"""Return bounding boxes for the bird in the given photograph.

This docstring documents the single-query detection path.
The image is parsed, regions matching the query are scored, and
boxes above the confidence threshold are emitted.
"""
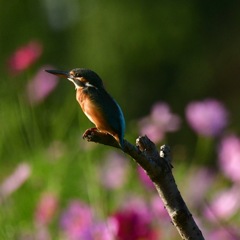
[45,68,125,148]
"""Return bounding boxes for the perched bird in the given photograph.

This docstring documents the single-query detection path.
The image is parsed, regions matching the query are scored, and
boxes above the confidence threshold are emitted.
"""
[45,68,125,148]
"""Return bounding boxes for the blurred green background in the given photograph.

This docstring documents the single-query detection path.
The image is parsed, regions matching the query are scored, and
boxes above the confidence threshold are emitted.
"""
[1,1,240,239]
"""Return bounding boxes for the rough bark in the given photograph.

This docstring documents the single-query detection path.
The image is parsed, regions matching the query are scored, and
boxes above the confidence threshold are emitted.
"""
[83,129,205,240]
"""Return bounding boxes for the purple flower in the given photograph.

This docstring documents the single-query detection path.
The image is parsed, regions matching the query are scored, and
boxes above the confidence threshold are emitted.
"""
[139,102,180,143]
[111,198,159,240]
[99,152,129,190]
[26,66,58,105]
[204,186,240,221]
[7,41,42,75]
[218,135,240,182]
[186,99,228,137]
[60,201,93,240]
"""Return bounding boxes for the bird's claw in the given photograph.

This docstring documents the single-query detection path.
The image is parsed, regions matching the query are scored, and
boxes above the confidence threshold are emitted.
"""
[82,128,98,141]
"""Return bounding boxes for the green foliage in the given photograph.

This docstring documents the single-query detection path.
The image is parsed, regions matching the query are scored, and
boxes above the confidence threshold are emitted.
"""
[1,1,240,239]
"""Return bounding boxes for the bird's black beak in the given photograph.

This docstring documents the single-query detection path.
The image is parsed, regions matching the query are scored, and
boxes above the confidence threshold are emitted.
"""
[45,69,69,78]
[45,69,82,89]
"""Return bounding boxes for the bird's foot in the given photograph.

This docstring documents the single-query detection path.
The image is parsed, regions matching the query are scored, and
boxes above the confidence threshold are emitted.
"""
[82,128,98,140]
[82,128,121,149]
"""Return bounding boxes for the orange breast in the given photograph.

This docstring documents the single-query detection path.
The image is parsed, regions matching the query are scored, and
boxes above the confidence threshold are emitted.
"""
[76,89,114,135]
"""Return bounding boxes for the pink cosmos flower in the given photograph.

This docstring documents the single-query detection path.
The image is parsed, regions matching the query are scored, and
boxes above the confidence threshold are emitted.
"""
[99,152,129,190]
[186,168,215,205]
[218,135,240,182]
[186,99,228,137]
[80,221,117,240]
[139,102,180,143]
[60,201,116,240]
[137,166,155,189]
[60,201,93,240]
[8,41,42,75]
[26,66,58,105]
[35,192,58,225]
[150,195,170,221]
[0,163,31,200]
[207,227,240,240]
[204,186,240,221]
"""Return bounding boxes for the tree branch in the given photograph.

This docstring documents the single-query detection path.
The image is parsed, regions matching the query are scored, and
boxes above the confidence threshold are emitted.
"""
[83,129,205,240]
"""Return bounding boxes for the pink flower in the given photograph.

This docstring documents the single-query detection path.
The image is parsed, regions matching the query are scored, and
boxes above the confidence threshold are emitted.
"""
[81,221,117,240]
[204,186,240,221]
[139,102,180,143]
[35,192,58,225]
[26,66,58,104]
[137,166,155,189]
[8,41,42,74]
[60,201,117,240]
[0,163,31,199]
[186,168,215,205]
[218,135,240,182]
[186,99,228,137]
[99,152,129,189]
[207,227,240,240]
[111,198,159,240]
[60,201,93,240]
[150,195,170,221]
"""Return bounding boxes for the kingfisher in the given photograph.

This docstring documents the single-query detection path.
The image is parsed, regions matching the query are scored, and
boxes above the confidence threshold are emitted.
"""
[45,68,125,148]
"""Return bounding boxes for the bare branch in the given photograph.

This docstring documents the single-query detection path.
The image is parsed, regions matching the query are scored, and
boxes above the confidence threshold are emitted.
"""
[83,129,205,240]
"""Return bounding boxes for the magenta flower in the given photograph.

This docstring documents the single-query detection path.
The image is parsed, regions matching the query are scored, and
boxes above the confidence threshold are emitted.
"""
[204,186,240,221]
[8,41,42,75]
[218,135,240,182]
[26,66,58,105]
[137,166,155,189]
[139,102,180,143]
[35,192,58,225]
[186,99,228,137]
[111,198,159,240]
[99,152,129,190]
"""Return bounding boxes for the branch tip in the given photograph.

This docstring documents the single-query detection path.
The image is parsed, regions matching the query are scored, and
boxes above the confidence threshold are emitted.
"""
[82,129,204,240]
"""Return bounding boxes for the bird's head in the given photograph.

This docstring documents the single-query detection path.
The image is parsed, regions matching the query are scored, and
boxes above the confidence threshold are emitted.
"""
[45,68,104,90]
